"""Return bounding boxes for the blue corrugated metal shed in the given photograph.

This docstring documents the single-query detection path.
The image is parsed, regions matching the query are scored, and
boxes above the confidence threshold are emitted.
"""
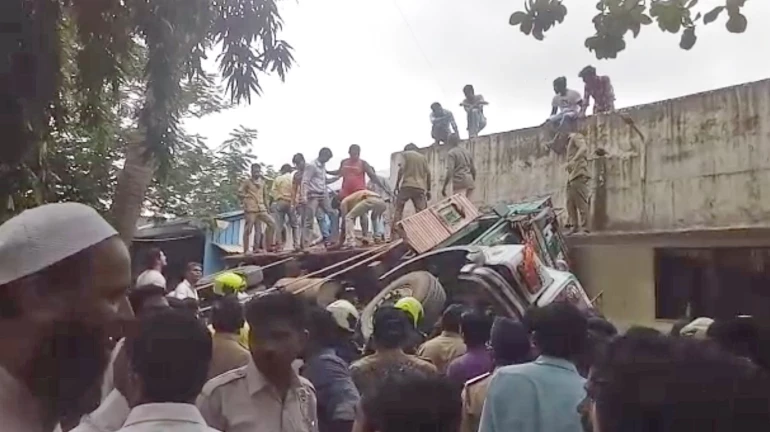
[202,194,340,275]
[203,210,247,275]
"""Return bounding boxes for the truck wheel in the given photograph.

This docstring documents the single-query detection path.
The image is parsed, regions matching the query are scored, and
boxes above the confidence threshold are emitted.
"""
[274,278,343,307]
[360,271,446,339]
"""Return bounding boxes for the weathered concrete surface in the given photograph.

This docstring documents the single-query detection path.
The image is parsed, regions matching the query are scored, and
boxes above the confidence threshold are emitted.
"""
[571,245,657,329]
[391,79,770,231]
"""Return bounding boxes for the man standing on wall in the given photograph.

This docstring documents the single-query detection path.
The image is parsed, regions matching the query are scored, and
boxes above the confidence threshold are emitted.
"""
[392,144,431,239]
[579,65,615,116]
[442,134,476,199]
[461,85,488,139]
[238,163,278,253]
[565,122,591,234]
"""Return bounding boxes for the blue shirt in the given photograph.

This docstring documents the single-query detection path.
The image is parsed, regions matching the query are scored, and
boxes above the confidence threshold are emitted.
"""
[479,356,586,432]
[301,348,360,432]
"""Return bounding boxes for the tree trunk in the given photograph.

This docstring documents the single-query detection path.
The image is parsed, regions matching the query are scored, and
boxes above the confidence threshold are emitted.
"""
[110,138,156,244]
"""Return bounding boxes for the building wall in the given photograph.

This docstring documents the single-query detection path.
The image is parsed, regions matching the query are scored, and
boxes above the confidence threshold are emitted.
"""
[571,245,658,328]
[390,79,770,232]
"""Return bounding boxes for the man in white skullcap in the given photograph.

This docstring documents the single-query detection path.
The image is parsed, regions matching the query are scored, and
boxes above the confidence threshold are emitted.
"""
[0,203,131,432]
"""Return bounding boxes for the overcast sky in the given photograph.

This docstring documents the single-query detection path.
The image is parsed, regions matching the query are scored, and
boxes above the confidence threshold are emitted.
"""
[186,0,770,172]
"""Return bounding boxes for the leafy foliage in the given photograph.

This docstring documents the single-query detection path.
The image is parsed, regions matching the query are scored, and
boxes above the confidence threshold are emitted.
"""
[145,126,275,219]
[508,0,750,59]
[1,0,294,222]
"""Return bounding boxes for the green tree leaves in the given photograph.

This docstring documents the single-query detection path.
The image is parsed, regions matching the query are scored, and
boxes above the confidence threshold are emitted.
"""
[508,0,750,59]
[509,0,567,40]
[1,0,294,222]
[145,126,271,219]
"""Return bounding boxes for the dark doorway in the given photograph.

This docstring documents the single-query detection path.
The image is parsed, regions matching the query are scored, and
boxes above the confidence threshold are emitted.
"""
[655,248,770,320]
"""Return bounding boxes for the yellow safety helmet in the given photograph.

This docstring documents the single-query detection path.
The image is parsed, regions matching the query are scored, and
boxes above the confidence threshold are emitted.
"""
[394,297,424,328]
[213,271,246,296]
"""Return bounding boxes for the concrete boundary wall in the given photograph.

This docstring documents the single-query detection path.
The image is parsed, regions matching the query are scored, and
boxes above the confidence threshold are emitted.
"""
[390,79,770,232]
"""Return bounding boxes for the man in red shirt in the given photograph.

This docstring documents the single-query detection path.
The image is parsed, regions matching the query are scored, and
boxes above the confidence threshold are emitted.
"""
[329,145,389,199]
[579,66,615,116]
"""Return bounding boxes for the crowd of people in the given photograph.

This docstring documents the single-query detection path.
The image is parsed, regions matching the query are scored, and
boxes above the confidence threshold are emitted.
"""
[3,201,770,432]
[238,138,477,253]
[7,65,770,432]
[239,66,615,251]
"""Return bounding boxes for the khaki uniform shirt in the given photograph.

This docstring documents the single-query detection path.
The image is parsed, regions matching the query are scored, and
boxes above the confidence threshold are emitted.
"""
[272,172,295,202]
[416,331,467,374]
[566,133,590,181]
[118,403,218,432]
[0,366,45,432]
[197,359,318,432]
[399,151,430,191]
[460,372,492,432]
[340,190,381,216]
[207,333,251,381]
[350,350,438,397]
[446,147,475,190]
[238,178,267,213]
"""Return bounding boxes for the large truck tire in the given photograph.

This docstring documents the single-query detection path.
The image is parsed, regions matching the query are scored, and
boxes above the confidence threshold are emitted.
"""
[360,271,446,339]
[274,277,343,307]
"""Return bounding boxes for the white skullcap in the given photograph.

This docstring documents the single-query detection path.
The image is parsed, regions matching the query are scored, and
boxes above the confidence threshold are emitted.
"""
[0,202,118,285]
[679,317,714,339]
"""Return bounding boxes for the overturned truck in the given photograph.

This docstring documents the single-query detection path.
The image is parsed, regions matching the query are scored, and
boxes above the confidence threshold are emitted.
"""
[197,195,592,335]
[359,195,591,338]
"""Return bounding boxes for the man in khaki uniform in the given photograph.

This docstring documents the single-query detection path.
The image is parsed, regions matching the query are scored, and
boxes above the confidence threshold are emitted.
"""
[392,144,432,238]
[238,163,278,253]
[461,318,531,432]
[417,304,467,374]
[197,293,318,432]
[442,135,476,199]
[339,189,387,248]
[207,296,251,380]
[565,128,590,234]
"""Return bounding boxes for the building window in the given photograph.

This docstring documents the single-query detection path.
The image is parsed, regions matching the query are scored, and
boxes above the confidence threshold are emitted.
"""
[655,247,770,320]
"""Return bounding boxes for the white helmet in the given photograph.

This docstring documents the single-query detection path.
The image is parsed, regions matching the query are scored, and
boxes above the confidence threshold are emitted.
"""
[327,299,360,333]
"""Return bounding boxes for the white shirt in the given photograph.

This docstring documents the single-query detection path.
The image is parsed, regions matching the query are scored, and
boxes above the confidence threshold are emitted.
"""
[118,403,219,432]
[170,280,198,301]
[101,338,126,401]
[0,365,45,432]
[71,390,131,432]
[552,89,582,114]
[136,269,166,289]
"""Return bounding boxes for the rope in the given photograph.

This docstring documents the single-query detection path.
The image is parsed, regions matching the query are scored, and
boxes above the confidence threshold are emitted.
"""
[288,240,404,296]
[281,241,400,288]
[389,0,450,103]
